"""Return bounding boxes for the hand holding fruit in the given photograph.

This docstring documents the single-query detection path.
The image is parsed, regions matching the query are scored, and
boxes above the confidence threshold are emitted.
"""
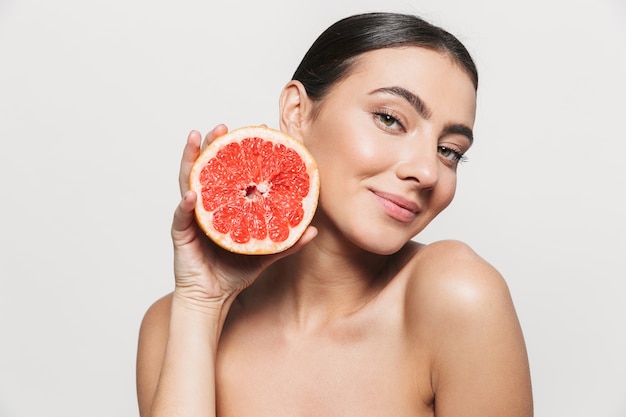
[170,126,318,311]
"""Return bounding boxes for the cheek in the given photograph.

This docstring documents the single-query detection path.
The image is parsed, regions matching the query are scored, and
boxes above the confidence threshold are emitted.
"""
[307,118,384,178]
[433,174,458,210]
[342,137,381,165]
[314,139,386,190]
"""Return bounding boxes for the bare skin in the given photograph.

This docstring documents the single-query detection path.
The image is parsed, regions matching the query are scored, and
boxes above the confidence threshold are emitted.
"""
[136,47,533,417]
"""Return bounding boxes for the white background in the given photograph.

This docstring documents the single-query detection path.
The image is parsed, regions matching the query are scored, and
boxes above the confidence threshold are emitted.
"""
[1,0,625,416]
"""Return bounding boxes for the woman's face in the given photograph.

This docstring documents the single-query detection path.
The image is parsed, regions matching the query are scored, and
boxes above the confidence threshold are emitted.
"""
[301,46,477,255]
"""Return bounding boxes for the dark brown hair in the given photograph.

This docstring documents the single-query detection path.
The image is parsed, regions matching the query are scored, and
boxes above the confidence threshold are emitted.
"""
[292,12,478,102]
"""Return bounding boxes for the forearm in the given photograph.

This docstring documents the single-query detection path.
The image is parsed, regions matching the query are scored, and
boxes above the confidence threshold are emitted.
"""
[149,294,230,417]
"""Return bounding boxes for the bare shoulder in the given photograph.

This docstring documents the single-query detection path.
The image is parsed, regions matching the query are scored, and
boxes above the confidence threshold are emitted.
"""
[136,293,173,417]
[139,292,173,334]
[406,239,512,314]
[403,240,533,416]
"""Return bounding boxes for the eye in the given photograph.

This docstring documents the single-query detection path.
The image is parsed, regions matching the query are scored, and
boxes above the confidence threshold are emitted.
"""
[378,113,397,127]
[438,146,467,165]
[372,110,405,133]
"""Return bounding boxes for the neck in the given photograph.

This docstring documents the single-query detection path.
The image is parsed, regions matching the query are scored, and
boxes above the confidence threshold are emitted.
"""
[253,238,392,331]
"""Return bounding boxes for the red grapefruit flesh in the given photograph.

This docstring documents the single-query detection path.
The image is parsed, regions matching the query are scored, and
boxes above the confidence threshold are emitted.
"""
[189,126,319,254]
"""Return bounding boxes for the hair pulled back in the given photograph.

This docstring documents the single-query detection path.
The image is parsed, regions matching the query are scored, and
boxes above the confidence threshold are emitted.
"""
[292,12,478,102]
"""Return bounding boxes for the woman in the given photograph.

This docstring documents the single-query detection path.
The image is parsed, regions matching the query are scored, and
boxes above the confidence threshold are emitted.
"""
[137,12,533,417]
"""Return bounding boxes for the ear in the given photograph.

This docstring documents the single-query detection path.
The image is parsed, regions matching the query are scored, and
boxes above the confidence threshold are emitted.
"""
[279,80,312,140]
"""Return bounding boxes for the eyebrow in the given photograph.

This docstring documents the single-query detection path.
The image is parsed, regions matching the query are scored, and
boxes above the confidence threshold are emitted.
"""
[370,86,432,119]
[443,123,474,146]
[370,86,474,145]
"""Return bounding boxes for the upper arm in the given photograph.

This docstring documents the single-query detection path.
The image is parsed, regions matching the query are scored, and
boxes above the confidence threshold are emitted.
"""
[136,293,173,417]
[411,241,533,417]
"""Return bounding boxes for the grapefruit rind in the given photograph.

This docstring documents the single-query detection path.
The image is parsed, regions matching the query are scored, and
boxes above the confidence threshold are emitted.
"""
[189,126,319,255]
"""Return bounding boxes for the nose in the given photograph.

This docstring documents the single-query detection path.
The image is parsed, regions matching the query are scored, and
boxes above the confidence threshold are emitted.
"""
[395,141,439,188]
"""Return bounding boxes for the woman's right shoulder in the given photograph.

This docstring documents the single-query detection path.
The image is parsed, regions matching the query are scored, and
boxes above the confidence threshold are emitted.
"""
[137,292,173,362]
[140,292,173,331]
[136,293,173,416]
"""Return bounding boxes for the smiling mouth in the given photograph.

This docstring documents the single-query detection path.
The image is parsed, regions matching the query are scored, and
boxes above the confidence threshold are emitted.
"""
[371,191,419,223]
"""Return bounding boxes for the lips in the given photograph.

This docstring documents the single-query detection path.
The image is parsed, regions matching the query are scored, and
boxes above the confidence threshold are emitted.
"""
[371,190,420,222]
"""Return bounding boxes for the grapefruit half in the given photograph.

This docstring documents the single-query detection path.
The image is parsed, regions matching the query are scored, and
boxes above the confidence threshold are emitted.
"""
[189,126,319,254]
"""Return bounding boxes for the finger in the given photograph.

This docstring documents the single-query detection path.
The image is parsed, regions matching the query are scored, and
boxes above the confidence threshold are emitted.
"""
[258,225,318,269]
[171,190,199,245]
[292,225,318,250]
[179,130,203,195]
[201,124,228,152]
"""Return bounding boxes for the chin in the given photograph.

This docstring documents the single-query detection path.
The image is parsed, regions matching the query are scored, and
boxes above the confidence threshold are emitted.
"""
[358,225,429,255]
[355,234,410,256]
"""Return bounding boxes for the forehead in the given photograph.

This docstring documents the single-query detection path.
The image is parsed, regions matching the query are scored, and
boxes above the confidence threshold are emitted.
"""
[333,47,477,123]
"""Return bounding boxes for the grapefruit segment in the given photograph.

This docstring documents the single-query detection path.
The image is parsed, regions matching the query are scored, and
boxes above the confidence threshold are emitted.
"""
[189,126,319,254]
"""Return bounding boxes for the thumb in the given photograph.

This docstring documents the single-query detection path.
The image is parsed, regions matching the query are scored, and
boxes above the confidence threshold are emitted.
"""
[171,190,199,245]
